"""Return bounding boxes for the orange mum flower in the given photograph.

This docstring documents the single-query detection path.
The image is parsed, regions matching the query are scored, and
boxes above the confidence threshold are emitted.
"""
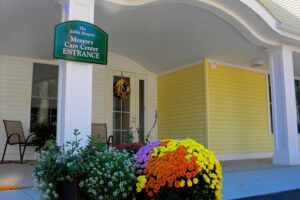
[148,191,154,197]
[174,181,180,188]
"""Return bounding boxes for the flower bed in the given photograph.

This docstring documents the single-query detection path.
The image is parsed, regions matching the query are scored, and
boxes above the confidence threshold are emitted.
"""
[134,139,223,200]
[34,131,222,200]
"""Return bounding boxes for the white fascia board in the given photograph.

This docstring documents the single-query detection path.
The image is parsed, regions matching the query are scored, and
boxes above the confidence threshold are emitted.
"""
[96,0,155,6]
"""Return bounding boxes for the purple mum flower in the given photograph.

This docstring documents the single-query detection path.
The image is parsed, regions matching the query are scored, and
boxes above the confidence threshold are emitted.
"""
[134,140,161,172]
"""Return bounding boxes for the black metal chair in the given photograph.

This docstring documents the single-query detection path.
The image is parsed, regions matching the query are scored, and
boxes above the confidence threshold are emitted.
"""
[1,120,38,163]
[91,123,113,148]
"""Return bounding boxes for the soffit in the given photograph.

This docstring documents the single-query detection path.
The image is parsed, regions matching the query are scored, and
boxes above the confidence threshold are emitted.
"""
[258,0,300,32]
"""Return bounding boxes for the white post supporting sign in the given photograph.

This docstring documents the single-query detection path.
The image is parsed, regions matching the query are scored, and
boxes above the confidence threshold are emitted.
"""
[269,46,300,165]
[56,0,95,146]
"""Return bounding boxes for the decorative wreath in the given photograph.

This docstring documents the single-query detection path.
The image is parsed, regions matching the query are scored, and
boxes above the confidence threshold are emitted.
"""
[114,77,131,99]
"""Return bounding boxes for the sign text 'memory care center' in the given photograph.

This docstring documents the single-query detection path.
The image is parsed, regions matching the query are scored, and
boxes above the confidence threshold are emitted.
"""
[53,21,108,65]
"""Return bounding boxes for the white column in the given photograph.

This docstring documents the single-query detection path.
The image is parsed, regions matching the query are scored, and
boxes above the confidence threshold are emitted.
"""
[269,46,300,165]
[56,0,95,146]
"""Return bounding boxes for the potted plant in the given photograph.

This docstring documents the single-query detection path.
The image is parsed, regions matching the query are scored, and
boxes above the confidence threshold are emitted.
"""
[115,126,145,155]
[115,142,144,155]
[31,121,56,150]
[33,129,138,200]
[79,148,138,200]
[33,129,86,200]
[134,139,223,200]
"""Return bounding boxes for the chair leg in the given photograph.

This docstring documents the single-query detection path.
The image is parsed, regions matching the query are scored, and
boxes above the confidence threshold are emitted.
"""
[19,144,23,163]
[21,144,27,163]
[1,141,8,163]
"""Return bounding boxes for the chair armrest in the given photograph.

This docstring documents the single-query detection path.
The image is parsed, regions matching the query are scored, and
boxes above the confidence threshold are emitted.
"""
[25,133,37,144]
[107,135,113,146]
[7,133,21,144]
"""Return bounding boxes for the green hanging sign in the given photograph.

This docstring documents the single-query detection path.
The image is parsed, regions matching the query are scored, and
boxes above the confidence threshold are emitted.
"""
[53,20,108,65]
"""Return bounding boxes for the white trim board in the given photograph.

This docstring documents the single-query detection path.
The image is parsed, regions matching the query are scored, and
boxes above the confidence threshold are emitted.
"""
[216,152,273,161]
[207,58,269,74]
[158,59,203,76]
[158,58,269,78]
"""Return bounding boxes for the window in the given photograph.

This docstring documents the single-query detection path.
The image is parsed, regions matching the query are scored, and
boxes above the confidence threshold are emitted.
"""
[112,76,131,144]
[268,75,300,133]
[30,63,58,130]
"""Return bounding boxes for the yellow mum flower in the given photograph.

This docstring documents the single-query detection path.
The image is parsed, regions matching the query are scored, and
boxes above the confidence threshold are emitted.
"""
[136,175,147,189]
[215,191,222,200]
[193,178,199,184]
[203,174,210,184]
[179,180,185,187]
[187,179,193,187]
[136,187,142,193]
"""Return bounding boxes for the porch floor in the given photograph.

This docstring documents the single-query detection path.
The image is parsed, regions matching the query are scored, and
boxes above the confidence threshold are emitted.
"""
[222,158,300,199]
[0,162,38,200]
[0,162,35,188]
[0,159,300,200]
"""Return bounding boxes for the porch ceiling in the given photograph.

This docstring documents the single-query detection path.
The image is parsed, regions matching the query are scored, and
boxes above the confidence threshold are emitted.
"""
[1,0,299,75]
[94,2,268,74]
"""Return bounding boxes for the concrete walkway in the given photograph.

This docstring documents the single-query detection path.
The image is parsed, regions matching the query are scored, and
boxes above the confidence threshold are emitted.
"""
[1,159,300,200]
[0,162,35,188]
[222,159,300,200]
[0,188,39,200]
[0,162,38,200]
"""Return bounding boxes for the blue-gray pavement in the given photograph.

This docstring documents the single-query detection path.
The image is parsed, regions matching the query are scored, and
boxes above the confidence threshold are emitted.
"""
[222,166,300,200]
[0,188,39,200]
[0,162,35,187]
[236,189,300,200]
[1,160,300,200]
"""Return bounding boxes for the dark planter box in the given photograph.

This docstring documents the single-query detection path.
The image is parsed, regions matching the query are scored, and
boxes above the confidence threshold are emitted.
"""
[58,179,86,200]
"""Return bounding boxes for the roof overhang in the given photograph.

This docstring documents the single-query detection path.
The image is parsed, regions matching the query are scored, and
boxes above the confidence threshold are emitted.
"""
[1,0,300,74]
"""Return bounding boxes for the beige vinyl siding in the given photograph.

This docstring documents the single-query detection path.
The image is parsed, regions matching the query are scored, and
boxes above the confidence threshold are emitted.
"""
[205,61,273,154]
[147,73,158,141]
[92,66,106,123]
[157,63,206,146]
[0,56,35,160]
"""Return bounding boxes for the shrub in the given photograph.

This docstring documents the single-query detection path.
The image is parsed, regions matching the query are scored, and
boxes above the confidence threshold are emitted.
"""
[31,121,56,148]
[80,149,138,200]
[33,130,84,200]
[115,142,144,155]
[134,139,223,200]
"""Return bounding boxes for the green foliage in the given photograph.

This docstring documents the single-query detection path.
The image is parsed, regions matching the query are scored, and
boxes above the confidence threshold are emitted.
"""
[123,126,148,144]
[31,121,56,148]
[80,149,138,200]
[81,136,106,162]
[123,127,134,144]
[33,129,85,200]
[33,130,137,200]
